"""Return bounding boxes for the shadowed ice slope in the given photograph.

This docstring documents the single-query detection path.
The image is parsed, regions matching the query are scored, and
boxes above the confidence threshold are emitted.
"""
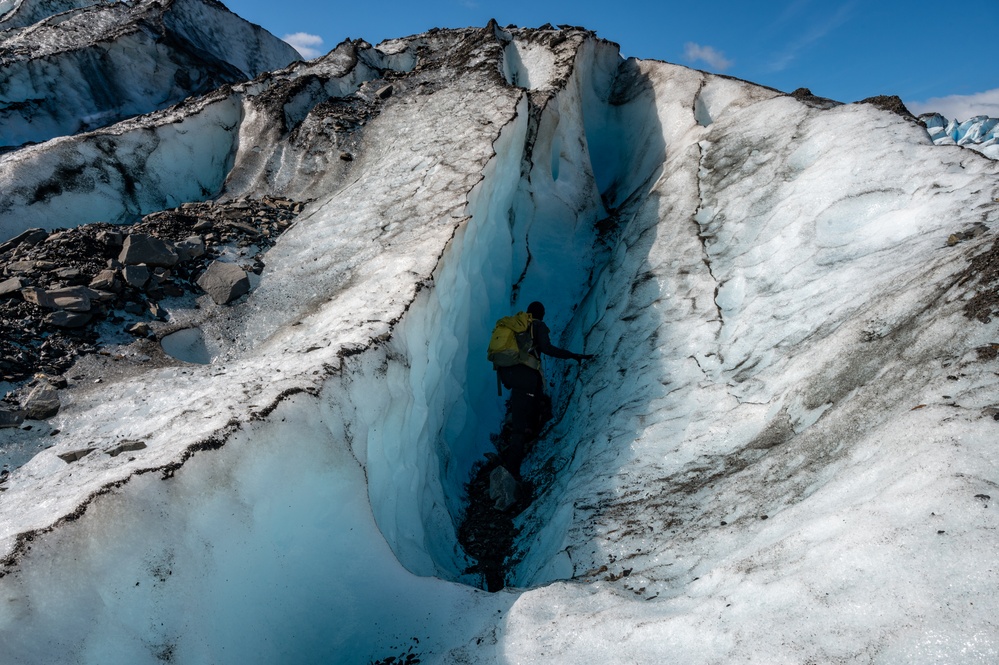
[0,19,998,664]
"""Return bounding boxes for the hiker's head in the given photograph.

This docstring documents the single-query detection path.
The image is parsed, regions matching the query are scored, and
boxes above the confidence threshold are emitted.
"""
[527,301,545,321]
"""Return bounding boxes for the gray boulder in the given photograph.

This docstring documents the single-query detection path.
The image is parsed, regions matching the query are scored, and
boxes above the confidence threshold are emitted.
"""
[197,261,250,304]
[0,228,48,255]
[126,321,152,337]
[122,264,151,289]
[107,440,147,457]
[58,448,96,463]
[0,409,26,429]
[20,287,55,308]
[489,466,519,511]
[89,269,119,290]
[46,311,92,328]
[23,286,97,311]
[119,234,179,267]
[0,277,24,298]
[22,383,60,420]
[47,286,94,312]
[174,236,206,262]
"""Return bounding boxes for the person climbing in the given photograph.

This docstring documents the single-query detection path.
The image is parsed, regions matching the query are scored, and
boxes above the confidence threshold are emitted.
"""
[493,300,592,480]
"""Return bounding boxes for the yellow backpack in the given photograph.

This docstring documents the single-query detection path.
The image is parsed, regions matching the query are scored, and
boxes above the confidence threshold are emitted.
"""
[486,312,540,370]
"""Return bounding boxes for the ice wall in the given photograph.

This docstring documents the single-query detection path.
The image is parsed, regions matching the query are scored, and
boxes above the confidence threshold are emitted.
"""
[1,24,999,664]
[0,40,388,241]
[0,94,243,238]
[0,395,510,664]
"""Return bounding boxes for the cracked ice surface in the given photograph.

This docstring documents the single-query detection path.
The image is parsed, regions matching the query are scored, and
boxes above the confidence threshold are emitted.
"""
[1,24,999,664]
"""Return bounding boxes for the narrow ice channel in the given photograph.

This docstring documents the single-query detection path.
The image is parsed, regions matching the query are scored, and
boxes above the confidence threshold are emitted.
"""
[336,37,669,585]
[0,30,670,661]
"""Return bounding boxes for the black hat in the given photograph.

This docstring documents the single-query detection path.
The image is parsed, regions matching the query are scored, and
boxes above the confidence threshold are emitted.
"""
[527,301,545,320]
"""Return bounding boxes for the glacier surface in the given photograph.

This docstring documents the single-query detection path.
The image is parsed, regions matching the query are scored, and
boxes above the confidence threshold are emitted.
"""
[0,0,300,149]
[0,13,998,665]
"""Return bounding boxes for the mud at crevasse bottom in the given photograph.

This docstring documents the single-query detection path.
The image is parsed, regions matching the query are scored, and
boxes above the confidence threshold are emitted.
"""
[458,425,548,591]
[457,455,521,592]
[457,399,549,592]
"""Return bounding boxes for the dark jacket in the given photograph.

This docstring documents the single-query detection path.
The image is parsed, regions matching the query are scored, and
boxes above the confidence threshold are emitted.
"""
[497,319,575,395]
[529,320,577,361]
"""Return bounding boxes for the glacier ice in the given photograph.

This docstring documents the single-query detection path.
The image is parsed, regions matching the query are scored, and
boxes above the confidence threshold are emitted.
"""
[0,0,301,149]
[1,15,999,665]
[922,112,999,159]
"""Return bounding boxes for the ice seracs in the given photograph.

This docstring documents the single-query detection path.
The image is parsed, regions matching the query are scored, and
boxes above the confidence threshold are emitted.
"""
[0,15,998,665]
[921,112,999,159]
[0,0,301,149]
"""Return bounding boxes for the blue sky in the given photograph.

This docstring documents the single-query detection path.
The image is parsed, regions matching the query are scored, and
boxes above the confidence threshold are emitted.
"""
[224,0,999,121]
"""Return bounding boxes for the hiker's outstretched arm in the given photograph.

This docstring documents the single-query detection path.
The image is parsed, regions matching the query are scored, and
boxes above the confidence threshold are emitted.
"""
[534,322,582,360]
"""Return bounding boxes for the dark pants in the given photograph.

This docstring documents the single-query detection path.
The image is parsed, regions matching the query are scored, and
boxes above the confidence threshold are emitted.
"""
[497,365,545,479]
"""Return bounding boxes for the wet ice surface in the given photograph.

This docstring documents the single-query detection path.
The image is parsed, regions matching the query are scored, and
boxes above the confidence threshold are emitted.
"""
[1,23,999,664]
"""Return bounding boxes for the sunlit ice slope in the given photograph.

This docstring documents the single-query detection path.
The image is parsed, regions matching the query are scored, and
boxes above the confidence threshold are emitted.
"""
[1,21,999,663]
[0,0,301,150]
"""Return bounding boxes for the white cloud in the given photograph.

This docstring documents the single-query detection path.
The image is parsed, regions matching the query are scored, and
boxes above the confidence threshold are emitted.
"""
[907,88,999,122]
[683,43,733,72]
[283,32,325,59]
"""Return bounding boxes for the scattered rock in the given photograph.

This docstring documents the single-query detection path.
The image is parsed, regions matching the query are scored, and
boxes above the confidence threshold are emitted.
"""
[0,277,23,298]
[197,261,250,304]
[45,311,93,328]
[174,236,205,262]
[0,197,305,382]
[96,230,123,248]
[790,87,841,109]
[126,321,152,337]
[21,382,60,419]
[0,409,26,429]
[35,372,67,389]
[488,465,519,511]
[57,448,96,463]
[89,269,118,290]
[47,286,95,312]
[858,95,916,120]
[122,264,151,289]
[20,287,56,308]
[147,300,168,320]
[107,439,147,457]
[946,222,988,247]
[119,234,179,267]
[55,267,83,282]
[0,228,48,255]
[223,220,260,236]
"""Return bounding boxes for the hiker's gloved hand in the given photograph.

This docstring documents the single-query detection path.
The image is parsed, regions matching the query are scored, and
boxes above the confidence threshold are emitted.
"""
[574,353,595,361]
